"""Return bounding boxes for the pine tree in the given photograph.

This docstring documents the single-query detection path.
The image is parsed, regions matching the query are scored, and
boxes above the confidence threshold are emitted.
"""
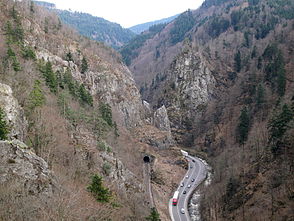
[65,51,73,62]
[28,80,45,110]
[81,56,88,74]
[145,207,161,221]
[234,50,242,72]
[0,108,9,140]
[43,61,57,93]
[99,103,113,127]
[78,84,93,106]
[237,107,250,145]
[87,175,111,203]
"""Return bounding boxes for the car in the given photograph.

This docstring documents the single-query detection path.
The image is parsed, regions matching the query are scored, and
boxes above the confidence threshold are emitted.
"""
[192,159,195,162]
[180,182,184,187]
[190,166,193,168]
[186,175,189,179]
[180,208,185,214]
[191,178,195,182]
[187,184,191,188]
[183,190,187,194]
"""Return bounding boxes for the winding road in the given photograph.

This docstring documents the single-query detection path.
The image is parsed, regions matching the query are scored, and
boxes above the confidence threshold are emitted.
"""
[169,154,207,221]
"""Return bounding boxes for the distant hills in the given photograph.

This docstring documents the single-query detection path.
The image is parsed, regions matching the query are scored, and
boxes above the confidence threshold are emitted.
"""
[34,1,135,49]
[33,1,179,49]
[33,1,56,9]
[55,10,136,49]
[129,14,179,34]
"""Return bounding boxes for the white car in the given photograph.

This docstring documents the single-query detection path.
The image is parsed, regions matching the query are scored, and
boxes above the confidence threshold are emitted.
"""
[180,208,185,214]
[180,182,184,187]
[185,175,189,179]
[187,184,191,188]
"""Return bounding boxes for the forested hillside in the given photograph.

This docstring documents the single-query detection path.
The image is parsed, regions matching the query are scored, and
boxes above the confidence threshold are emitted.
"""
[120,23,167,65]
[55,10,136,49]
[129,14,178,34]
[33,1,136,49]
[126,0,294,220]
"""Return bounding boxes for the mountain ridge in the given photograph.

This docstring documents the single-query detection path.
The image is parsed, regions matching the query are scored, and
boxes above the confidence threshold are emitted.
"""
[33,1,136,49]
[129,14,179,34]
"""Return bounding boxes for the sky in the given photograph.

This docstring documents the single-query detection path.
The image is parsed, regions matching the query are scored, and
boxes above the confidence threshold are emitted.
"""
[48,0,205,28]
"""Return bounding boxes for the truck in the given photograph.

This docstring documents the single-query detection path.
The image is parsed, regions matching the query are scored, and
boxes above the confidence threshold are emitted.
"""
[172,191,179,206]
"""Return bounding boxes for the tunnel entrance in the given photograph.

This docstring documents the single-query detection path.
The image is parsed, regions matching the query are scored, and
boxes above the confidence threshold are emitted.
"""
[143,155,150,163]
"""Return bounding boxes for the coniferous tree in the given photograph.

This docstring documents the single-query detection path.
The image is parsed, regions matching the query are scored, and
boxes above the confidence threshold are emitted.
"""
[145,207,161,221]
[78,84,93,106]
[28,80,45,110]
[237,107,250,145]
[81,56,88,74]
[234,50,242,72]
[43,61,57,93]
[99,103,113,127]
[65,51,73,62]
[87,175,111,203]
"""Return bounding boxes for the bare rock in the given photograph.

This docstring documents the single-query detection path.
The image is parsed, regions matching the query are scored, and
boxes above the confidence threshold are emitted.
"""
[154,105,171,132]
[0,83,27,141]
[0,140,54,195]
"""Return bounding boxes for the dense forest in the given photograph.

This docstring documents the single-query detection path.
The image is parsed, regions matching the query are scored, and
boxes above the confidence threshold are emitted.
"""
[53,9,135,49]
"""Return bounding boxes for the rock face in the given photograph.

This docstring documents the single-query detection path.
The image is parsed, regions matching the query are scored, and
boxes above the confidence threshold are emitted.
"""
[0,84,53,195]
[167,49,215,115]
[0,140,54,195]
[154,105,171,132]
[36,50,144,128]
[147,48,216,145]
[0,83,27,141]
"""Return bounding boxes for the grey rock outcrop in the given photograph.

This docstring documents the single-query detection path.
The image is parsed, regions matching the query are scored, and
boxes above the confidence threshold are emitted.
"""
[0,140,54,195]
[154,105,171,132]
[0,83,27,141]
[167,49,215,116]
[36,50,144,128]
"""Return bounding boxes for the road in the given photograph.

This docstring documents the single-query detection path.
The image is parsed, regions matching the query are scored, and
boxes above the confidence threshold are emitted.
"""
[143,161,154,207]
[169,155,207,221]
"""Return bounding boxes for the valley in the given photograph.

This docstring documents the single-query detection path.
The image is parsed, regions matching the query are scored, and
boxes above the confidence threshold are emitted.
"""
[0,0,293,220]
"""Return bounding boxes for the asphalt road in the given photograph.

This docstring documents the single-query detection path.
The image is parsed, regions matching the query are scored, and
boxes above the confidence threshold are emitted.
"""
[169,155,207,221]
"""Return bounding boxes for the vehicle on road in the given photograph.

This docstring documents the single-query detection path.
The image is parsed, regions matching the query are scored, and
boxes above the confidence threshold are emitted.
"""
[191,178,195,182]
[187,184,191,188]
[190,166,193,168]
[186,175,189,179]
[172,191,179,206]
[192,159,195,162]
[180,182,184,187]
[180,208,185,214]
[183,190,186,194]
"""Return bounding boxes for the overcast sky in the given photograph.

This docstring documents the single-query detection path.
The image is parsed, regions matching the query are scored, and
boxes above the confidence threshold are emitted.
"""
[48,0,205,28]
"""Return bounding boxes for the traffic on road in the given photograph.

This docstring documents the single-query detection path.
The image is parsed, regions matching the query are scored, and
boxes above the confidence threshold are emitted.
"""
[169,152,207,221]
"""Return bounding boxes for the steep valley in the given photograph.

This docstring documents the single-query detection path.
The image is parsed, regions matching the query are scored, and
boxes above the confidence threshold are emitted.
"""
[0,0,293,221]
